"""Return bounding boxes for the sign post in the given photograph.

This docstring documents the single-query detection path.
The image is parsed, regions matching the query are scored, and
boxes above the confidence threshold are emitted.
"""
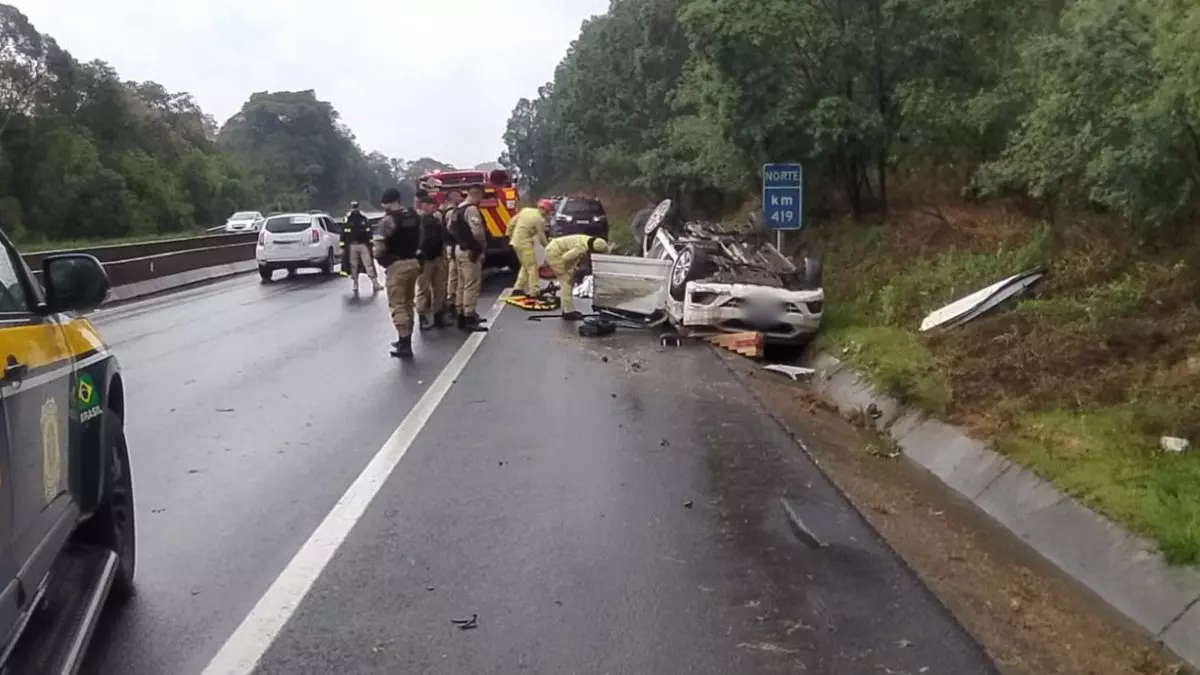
[762,163,803,250]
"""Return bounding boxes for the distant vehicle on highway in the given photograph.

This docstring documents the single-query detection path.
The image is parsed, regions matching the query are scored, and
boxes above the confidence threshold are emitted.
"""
[550,197,608,239]
[256,212,342,282]
[224,211,264,233]
[0,232,137,672]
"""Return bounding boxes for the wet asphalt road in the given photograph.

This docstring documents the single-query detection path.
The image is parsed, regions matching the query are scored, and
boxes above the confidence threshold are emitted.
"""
[77,270,998,675]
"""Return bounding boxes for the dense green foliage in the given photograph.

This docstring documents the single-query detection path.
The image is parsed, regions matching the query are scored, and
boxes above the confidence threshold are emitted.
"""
[0,5,445,244]
[501,0,1200,228]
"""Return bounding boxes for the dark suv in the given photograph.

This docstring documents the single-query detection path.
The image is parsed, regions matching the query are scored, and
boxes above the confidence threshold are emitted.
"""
[551,198,608,239]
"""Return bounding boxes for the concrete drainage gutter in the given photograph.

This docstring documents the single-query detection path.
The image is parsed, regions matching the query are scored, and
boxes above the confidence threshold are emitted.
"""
[804,352,1200,668]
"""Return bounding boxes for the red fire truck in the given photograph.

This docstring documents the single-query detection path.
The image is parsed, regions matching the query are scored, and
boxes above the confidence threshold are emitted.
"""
[416,168,520,268]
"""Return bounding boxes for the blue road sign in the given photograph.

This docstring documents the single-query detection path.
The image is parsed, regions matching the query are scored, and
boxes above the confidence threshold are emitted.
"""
[762,163,803,231]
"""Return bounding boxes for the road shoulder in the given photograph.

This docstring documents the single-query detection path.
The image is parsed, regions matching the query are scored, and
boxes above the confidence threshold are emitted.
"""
[730,353,1192,675]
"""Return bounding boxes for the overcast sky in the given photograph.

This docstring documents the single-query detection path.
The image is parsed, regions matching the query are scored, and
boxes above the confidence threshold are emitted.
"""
[20,0,609,168]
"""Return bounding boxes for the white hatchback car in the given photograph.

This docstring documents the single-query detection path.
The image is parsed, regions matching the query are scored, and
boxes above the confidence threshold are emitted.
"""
[256,212,342,282]
[225,210,264,232]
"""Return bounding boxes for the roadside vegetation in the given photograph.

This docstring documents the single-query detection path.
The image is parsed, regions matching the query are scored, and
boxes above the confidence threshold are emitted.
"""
[0,4,453,247]
[501,0,1200,564]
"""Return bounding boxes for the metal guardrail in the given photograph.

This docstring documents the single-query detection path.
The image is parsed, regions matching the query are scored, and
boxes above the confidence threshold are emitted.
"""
[23,232,258,287]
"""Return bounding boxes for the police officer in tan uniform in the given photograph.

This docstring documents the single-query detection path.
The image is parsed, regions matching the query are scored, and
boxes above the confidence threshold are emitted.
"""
[414,192,449,330]
[450,185,487,330]
[441,190,463,323]
[374,187,424,358]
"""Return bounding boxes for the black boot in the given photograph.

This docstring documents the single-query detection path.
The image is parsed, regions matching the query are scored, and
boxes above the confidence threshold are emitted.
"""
[459,312,485,331]
[510,288,527,297]
[418,314,434,332]
[390,336,413,358]
[433,312,448,329]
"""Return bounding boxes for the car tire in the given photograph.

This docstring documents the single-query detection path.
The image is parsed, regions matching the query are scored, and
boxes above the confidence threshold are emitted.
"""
[74,409,136,602]
[320,250,334,276]
[668,244,715,301]
[259,266,273,283]
[803,257,823,289]
[642,199,677,254]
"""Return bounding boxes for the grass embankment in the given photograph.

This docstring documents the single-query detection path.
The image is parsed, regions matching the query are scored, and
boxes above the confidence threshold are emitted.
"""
[800,199,1200,565]
[589,183,1200,565]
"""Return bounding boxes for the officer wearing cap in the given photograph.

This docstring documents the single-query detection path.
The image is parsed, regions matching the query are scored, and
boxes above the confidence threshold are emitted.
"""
[414,191,449,330]
[374,187,425,358]
[441,190,463,323]
[343,201,381,293]
[450,185,487,329]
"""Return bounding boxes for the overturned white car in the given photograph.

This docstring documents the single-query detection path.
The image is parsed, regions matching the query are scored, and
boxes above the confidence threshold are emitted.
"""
[591,199,824,346]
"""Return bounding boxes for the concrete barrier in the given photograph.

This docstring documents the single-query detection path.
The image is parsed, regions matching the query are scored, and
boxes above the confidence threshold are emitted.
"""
[22,232,256,267]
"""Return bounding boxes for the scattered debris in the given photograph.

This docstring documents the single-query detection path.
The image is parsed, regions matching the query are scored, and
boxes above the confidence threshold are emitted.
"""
[578,316,617,337]
[866,403,883,419]
[659,333,681,347]
[781,498,824,549]
[659,438,670,447]
[426,586,436,591]
[450,614,479,630]
[554,600,563,606]
[707,331,765,358]
[216,408,235,413]
[1161,436,1191,453]
[573,275,594,298]
[736,642,800,655]
[601,356,609,362]
[866,443,901,459]
[919,267,1047,332]
[684,500,695,509]
[762,364,815,381]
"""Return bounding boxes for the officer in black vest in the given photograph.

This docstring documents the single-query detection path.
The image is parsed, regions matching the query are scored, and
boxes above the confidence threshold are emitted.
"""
[374,187,424,358]
[451,185,487,330]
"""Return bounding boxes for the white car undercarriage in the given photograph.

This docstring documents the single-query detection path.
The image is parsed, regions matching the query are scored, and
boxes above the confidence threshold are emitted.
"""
[590,199,824,345]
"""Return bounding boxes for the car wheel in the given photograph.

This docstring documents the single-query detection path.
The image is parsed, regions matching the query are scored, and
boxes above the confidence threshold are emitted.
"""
[321,250,334,276]
[259,266,273,283]
[803,257,823,289]
[642,199,676,255]
[668,244,715,301]
[74,409,136,602]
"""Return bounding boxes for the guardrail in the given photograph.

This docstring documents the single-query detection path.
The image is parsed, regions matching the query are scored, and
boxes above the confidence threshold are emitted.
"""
[22,231,259,288]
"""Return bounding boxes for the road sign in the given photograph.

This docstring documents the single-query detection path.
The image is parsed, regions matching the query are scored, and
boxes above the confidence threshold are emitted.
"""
[762,163,803,231]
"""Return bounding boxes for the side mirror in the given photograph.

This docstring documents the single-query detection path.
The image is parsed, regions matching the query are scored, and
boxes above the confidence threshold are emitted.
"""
[42,254,110,314]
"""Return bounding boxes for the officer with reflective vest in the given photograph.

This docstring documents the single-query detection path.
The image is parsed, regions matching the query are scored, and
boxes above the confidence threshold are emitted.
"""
[450,185,487,330]
[374,188,426,358]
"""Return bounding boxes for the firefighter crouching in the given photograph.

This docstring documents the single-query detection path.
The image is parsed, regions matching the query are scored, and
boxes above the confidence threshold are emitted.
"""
[374,187,425,358]
[344,201,382,293]
[451,185,487,330]
[545,234,609,321]
[508,199,554,297]
[441,190,463,322]
[414,191,449,330]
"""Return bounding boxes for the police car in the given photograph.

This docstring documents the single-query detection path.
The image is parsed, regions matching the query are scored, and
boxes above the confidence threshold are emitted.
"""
[0,233,136,673]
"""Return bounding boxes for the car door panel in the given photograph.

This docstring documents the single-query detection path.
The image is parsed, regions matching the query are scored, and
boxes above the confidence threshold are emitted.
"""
[0,237,75,606]
[0,398,18,652]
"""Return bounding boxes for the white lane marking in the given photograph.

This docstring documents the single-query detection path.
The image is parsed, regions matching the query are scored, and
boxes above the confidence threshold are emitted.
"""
[200,297,507,675]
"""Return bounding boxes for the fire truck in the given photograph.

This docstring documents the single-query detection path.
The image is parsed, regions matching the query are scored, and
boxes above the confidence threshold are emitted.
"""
[416,168,520,268]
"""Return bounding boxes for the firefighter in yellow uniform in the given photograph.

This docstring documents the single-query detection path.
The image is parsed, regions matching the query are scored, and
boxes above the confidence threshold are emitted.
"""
[545,234,609,321]
[441,190,463,322]
[414,192,449,330]
[508,199,554,297]
[374,187,424,358]
[450,185,487,330]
